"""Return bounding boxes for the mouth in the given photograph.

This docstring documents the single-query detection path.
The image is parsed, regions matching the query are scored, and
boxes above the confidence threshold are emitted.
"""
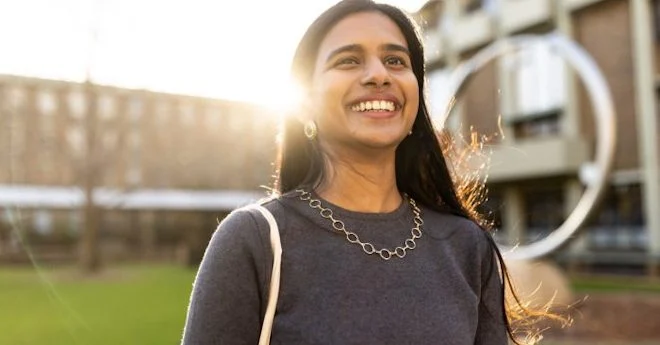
[349,100,400,113]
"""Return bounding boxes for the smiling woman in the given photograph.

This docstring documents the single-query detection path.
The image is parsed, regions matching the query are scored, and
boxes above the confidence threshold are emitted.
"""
[180,1,553,345]
[304,11,419,151]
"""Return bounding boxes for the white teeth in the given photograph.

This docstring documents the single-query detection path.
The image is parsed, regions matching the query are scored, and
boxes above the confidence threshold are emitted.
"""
[351,100,396,112]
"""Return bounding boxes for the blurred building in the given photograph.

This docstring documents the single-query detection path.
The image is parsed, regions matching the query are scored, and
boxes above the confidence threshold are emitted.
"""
[418,0,660,274]
[0,74,278,263]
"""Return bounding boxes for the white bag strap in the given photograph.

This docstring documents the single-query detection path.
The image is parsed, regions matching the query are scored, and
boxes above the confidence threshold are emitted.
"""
[251,205,282,345]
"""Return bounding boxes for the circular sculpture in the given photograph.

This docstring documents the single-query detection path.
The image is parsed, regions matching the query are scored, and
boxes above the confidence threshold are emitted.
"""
[437,33,617,260]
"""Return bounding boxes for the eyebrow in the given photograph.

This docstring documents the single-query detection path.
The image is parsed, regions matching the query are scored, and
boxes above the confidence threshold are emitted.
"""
[382,43,410,56]
[325,44,362,63]
[325,43,411,63]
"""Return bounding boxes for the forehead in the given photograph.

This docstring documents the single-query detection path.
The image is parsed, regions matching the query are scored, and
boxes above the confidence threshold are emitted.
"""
[317,11,408,57]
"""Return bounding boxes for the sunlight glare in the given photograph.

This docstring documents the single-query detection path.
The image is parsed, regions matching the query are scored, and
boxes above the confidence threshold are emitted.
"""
[262,79,305,119]
[0,0,431,113]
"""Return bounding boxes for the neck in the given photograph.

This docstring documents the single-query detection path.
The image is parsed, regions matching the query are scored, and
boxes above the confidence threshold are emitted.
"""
[315,146,402,213]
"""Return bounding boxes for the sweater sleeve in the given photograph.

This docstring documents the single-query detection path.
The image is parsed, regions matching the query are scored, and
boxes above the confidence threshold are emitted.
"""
[180,208,271,345]
[474,231,509,345]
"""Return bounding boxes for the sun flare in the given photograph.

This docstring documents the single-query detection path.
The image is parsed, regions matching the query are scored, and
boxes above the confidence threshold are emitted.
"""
[0,0,429,115]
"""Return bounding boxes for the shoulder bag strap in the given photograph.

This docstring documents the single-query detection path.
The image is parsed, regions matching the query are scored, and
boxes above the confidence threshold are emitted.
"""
[251,205,282,345]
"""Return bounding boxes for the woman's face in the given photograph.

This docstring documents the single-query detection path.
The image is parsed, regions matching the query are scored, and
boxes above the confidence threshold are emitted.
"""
[308,11,419,151]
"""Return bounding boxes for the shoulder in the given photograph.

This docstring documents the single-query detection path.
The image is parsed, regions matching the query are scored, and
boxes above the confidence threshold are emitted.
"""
[210,197,278,251]
[215,195,290,239]
[422,207,486,240]
[421,207,502,285]
[421,206,495,257]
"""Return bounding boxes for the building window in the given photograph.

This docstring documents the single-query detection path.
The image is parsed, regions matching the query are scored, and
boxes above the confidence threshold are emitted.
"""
[589,184,646,250]
[98,94,116,120]
[33,210,54,236]
[179,101,196,127]
[512,111,561,139]
[68,210,81,236]
[67,90,87,119]
[156,100,171,124]
[653,0,660,41]
[10,86,25,109]
[126,164,142,187]
[506,40,566,118]
[462,0,498,14]
[129,97,143,122]
[525,188,564,243]
[37,90,57,115]
[66,125,85,158]
[463,0,481,13]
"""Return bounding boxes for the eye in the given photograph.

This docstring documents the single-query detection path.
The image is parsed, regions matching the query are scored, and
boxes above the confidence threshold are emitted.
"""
[384,56,408,67]
[335,56,360,67]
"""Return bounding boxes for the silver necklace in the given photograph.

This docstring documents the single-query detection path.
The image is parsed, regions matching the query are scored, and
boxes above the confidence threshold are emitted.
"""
[296,189,424,261]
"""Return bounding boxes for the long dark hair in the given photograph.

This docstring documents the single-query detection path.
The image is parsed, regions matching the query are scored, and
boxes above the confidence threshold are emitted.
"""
[277,0,460,212]
[273,0,552,343]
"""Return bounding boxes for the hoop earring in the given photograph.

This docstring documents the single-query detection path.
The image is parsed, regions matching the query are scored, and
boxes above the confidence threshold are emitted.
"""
[304,121,317,140]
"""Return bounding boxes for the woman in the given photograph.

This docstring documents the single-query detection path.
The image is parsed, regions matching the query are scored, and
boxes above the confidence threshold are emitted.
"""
[182,1,533,344]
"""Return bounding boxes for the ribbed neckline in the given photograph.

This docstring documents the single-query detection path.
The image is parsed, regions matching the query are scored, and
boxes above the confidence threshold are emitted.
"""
[283,187,412,222]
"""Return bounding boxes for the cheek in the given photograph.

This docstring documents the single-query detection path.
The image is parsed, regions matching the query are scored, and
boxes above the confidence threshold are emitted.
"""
[312,78,348,118]
[404,78,420,112]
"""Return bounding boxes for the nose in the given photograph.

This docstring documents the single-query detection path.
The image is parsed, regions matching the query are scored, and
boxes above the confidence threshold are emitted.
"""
[360,58,391,88]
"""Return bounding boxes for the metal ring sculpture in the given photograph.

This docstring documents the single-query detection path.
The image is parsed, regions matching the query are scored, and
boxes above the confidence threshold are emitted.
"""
[436,33,617,260]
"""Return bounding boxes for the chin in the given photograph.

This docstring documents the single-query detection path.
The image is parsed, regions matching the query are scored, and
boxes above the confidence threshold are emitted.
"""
[358,134,407,149]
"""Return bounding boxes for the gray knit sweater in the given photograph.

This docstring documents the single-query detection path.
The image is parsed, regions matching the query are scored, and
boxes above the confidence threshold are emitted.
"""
[181,191,508,345]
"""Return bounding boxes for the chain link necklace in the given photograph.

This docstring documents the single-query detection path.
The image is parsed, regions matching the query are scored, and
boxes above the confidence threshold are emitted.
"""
[296,189,424,261]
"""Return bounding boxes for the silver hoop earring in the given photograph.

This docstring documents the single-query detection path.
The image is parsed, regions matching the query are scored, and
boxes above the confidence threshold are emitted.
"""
[304,121,317,140]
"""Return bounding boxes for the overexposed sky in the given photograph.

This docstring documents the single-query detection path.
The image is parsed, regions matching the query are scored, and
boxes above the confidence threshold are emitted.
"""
[0,0,429,108]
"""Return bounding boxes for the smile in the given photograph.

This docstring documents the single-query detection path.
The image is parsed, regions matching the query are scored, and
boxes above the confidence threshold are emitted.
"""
[350,100,397,112]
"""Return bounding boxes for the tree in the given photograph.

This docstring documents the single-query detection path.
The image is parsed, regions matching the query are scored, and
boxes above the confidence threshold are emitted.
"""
[78,79,102,273]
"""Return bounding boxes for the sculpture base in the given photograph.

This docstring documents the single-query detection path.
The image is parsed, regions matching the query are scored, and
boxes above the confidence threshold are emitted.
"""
[504,259,576,310]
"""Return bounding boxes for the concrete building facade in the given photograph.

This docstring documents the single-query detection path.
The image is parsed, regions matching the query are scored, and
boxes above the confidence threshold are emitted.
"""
[0,74,278,264]
[417,0,660,273]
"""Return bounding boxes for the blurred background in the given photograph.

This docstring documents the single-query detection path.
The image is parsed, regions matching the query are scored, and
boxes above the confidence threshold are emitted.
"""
[1,0,659,344]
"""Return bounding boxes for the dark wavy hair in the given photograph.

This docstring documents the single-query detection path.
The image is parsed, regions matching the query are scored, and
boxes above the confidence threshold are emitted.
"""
[272,0,555,343]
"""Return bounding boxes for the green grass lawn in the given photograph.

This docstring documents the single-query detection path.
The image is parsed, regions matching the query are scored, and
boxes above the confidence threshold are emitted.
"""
[570,274,660,294]
[0,264,197,345]
[3,264,660,345]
